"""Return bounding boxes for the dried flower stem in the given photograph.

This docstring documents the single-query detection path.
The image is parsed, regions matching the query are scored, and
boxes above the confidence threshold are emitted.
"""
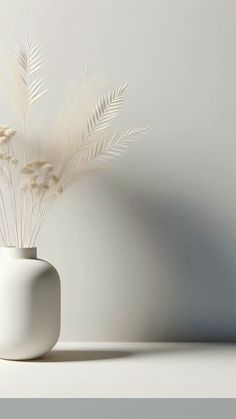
[0,189,10,246]
[0,34,147,247]
[31,195,54,246]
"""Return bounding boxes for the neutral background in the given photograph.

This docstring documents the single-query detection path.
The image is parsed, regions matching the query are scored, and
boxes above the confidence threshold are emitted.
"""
[0,0,236,341]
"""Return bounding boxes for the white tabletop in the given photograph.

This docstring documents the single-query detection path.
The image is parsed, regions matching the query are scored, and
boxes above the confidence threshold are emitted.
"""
[0,342,235,398]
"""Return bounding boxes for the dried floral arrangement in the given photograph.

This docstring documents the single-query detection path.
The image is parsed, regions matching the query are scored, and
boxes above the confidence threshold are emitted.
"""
[0,34,147,248]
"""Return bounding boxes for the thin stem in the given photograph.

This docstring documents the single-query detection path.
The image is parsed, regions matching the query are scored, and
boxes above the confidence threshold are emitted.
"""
[22,49,30,245]
[27,190,36,246]
[31,195,54,246]
[10,143,21,246]
[0,207,7,246]
[23,60,29,165]
[22,120,27,246]
[29,192,44,246]
[0,188,10,246]
[0,167,11,184]
[4,159,19,246]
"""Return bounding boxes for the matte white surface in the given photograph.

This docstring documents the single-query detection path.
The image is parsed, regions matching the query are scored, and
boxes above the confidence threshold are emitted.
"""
[1,0,236,341]
[0,342,236,398]
[0,247,60,360]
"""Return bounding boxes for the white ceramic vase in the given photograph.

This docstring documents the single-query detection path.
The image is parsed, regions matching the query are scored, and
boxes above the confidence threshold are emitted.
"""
[0,247,60,360]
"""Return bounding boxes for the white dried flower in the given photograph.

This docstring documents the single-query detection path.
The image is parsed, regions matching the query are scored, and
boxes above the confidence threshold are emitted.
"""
[27,160,48,169]
[0,125,8,135]
[28,174,37,181]
[11,158,18,165]
[4,128,16,138]
[20,167,34,174]
[51,175,59,184]
[42,163,54,172]
[56,185,63,194]
[40,183,50,190]
[0,136,9,145]
[0,125,16,145]
[21,159,61,195]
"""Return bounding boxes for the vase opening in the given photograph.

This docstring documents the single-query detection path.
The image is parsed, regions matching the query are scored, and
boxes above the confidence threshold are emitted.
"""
[0,247,37,259]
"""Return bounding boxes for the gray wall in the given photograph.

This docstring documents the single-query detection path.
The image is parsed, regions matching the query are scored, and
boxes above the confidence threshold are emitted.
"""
[1,0,236,341]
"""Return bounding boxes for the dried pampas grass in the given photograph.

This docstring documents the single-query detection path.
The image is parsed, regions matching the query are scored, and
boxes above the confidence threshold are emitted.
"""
[0,34,148,247]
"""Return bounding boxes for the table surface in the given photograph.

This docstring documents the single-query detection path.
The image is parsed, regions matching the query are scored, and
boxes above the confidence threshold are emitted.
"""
[0,341,235,398]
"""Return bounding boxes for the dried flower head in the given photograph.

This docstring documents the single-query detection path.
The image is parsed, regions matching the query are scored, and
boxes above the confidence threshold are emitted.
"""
[27,160,48,169]
[20,167,34,174]
[51,175,60,184]
[11,158,18,165]
[21,159,61,195]
[43,163,54,172]
[0,125,16,145]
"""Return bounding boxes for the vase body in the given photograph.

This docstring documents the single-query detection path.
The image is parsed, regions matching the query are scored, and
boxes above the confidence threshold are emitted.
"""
[0,247,60,360]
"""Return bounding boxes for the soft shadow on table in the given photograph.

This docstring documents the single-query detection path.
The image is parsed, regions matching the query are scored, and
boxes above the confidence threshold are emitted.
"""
[30,342,236,363]
[34,350,132,363]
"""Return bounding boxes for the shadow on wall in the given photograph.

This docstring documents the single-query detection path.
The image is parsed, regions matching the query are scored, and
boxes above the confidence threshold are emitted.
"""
[103,176,236,341]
